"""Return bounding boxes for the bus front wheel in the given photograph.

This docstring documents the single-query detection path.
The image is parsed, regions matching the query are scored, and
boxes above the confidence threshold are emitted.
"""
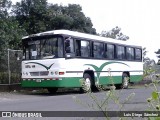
[80,73,92,93]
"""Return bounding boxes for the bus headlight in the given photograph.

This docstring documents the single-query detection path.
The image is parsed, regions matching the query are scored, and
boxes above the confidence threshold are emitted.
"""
[51,72,54,75]
[55,71,58,75]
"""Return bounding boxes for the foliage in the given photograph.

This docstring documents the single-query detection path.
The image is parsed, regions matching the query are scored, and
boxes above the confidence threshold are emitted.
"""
[101,26,129,40]
[0,0,23,84]
[144,69,160,120]
[12,1,96,35]
[155,49,160,65]
[0,49,22,84]
[155,49,160,58]
[74,67,160,119]
[12,0,49,34]
[143,47,148,62]
[73,85,135,119]
[0,18,26,49]
[74,72,135,119]
[0,72,8,84]
[0,0,26,59]
[143,56,158,80]
[0,72,21,84]
[0,0,26,84]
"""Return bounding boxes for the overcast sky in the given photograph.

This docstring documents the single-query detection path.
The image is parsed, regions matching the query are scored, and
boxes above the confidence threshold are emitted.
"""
[12,0,160,61]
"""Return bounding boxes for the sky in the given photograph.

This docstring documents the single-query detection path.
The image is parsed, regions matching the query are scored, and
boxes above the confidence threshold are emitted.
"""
[12,0,160,62]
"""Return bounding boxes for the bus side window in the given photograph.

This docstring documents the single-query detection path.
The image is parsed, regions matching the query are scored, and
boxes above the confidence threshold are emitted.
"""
[106,44,115,59]
[126,47,134,60]
[135,48,142,60]
[93,42,105,58]
[75,40,90,57]
[116,45,125,60]
[81,41,90,57]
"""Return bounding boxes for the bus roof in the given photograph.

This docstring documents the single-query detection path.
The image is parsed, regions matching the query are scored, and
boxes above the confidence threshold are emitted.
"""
[22,29,142,48]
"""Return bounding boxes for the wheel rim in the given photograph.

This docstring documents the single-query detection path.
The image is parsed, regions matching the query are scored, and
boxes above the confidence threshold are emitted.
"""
[84,78,91,91]
[123,77,128,88]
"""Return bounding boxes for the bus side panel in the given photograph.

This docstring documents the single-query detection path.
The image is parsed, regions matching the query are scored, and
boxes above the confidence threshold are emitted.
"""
[130,75,143,83]
[21,77,81,88]
[98,76,122,85]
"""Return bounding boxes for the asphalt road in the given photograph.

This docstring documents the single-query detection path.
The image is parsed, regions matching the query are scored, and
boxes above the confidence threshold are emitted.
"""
[0,85,159,120]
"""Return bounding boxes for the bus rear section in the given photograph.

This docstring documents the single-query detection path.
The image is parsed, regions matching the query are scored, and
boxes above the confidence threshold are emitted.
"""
[22,58,83,93]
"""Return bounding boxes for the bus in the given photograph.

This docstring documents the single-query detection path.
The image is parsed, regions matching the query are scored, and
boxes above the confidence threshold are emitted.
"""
[21,30,143,93]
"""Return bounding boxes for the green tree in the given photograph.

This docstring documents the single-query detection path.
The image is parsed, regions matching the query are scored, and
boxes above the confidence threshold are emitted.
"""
[12,0,48,34]
[0,0,26,51]
[0,0,11,51]
[0,0,26,75]
[101,26,129,40]
[62,4,96,34]
[12,1,96,35]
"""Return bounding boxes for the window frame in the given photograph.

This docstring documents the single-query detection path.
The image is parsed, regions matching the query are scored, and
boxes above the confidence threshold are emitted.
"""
[105,43,115,60]
[126,47,135,60]
[22,35,64,60]
[93,41,105,59]
[135,48,142,61]
[74,39,91,58]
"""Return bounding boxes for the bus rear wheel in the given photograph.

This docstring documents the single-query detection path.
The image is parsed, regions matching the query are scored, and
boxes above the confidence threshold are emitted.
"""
[47,88,58,94]
[116,73,129,89]
[122,73,129,89]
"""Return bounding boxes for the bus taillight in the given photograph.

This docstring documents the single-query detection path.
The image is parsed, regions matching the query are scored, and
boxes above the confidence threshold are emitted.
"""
[59,72,65,75]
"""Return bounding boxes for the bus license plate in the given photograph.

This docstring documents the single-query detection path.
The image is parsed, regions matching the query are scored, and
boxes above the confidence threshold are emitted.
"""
[36,79,41,82]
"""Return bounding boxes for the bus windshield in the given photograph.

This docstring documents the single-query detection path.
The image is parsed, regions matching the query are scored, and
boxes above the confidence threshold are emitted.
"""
[23,36,64,60]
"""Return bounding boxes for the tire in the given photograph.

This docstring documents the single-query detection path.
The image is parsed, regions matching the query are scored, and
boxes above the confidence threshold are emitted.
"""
[116,73,129,89]
[47,88,58,94]
[80,73,92,93]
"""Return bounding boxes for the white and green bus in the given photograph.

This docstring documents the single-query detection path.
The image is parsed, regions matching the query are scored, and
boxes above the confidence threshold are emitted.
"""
[21,30,143,93]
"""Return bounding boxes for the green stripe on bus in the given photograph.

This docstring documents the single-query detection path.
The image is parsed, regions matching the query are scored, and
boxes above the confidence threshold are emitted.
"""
[21,75,142,88]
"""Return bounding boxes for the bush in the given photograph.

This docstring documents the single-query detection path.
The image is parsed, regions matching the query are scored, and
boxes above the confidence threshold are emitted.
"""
[0,72,21,84]
[0,72,8,84]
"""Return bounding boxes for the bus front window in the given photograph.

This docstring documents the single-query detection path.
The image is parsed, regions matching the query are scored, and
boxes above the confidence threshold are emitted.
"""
[23,36,63,60]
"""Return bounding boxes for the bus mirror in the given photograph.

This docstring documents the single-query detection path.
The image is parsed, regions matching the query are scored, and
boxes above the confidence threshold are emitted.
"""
[65,37,72,41]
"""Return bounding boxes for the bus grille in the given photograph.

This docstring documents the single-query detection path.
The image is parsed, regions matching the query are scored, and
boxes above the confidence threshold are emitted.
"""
[30,71,49,76]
